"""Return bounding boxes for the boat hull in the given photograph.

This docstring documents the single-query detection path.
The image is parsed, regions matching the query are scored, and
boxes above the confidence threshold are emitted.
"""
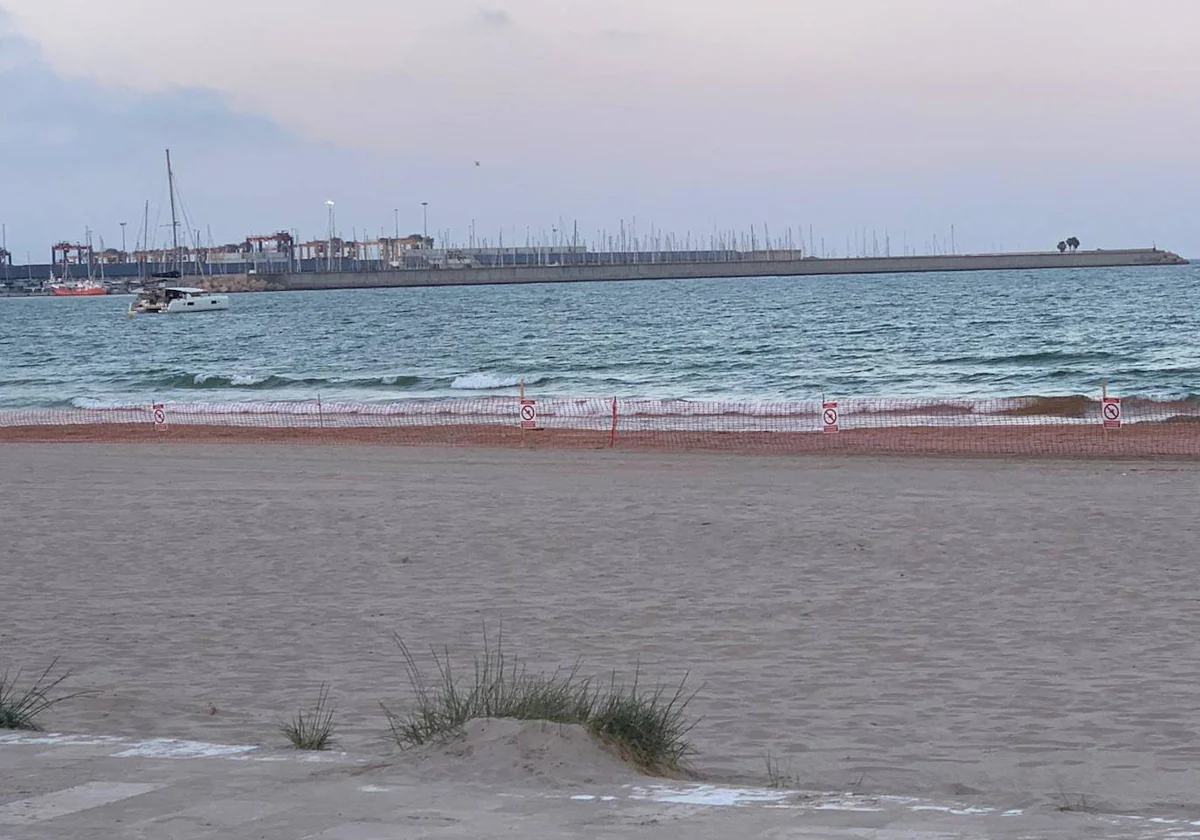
[51,286,107,296]
[129,294,231,315]
[166,294,229,313]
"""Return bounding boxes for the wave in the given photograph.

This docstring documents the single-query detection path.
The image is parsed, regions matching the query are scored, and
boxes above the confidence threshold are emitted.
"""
[104,371,551,392]
[145,373,423,390]
[449,373,547,390]
[9,392,1197,429]
[996,395,1095,418]
[933,351,1117,367]
[0,377,57,387]
[69,396,149,410]
[997,394,1200,418]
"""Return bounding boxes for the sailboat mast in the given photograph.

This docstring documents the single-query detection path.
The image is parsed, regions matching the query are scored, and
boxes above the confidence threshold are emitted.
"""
[141,199,149,278]
[166,149,180,272]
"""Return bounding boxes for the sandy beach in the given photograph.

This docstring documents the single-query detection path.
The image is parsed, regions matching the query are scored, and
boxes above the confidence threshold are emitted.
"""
[2,444,1199,822]
[1,420,1198,459]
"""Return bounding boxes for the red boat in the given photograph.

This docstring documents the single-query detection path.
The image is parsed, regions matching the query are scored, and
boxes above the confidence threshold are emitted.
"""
[50,281,107,296]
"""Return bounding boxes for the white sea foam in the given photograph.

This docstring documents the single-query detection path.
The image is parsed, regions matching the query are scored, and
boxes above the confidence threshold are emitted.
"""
[9,393,1196,432]
[450,373,526,390]
[68,396,147,411]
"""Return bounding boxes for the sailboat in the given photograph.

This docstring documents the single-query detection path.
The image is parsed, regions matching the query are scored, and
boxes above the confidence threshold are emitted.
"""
[128,150,230,315]
[51,231,107,296]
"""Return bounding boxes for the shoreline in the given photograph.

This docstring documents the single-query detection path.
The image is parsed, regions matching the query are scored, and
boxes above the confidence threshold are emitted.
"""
[1,420,1197,458]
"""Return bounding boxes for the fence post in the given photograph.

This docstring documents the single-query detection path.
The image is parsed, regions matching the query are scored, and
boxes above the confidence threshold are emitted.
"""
[1101,379,1107,446]
[610,397,619,447]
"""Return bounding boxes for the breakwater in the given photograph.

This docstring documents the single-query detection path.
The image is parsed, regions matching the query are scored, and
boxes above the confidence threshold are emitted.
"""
[261,248,1187,292]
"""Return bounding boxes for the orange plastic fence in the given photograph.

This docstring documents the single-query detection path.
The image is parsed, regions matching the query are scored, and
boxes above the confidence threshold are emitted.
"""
[0,396,1197,458]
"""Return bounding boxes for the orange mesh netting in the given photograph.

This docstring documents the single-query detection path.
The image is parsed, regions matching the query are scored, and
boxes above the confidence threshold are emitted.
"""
[1,395,1197,458]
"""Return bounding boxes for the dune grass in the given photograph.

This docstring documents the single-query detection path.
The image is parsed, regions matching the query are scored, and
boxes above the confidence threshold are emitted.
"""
[382,632,697,774]
[1054,784,1097,814]
[0,660,78,731]
[763,751,802,789]
[280,684,337,750]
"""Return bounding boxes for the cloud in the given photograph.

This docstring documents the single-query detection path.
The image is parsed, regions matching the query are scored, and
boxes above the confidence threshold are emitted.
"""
[477,8,512,28]
[0,9,363,255]
[0,9,294,160]
[597,27,643,41]
[1,1,1198,258]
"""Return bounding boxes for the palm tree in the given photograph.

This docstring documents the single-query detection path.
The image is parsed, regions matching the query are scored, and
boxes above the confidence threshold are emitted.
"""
[1057,241,1068,254]
[1066,236,1080,252]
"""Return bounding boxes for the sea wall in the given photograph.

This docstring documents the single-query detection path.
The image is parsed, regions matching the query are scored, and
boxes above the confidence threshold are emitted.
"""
[262,248,1187,292]
[197,274,274,293]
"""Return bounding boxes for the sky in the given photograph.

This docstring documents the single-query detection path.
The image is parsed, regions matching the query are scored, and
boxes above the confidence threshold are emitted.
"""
[1,0,1198,260]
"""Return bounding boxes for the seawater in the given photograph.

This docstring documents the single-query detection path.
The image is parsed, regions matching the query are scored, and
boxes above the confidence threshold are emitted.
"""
[1,266,1197,410]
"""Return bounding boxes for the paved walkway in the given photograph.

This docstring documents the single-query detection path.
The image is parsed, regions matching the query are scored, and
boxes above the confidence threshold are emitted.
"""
[3,732,1198,839]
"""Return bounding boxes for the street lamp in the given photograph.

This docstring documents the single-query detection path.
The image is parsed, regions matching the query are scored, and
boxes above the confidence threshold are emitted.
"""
[421,202,429,246]
[325,200,336,271]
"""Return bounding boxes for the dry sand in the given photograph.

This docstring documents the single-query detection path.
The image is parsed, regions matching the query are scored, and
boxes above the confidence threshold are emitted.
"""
[2,444,1199,819]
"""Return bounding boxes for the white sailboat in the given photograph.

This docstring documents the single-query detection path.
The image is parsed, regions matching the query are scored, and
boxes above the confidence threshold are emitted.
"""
[129,150,230,316]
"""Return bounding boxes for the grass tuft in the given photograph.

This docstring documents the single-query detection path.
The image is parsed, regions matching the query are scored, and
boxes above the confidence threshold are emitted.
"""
[0,659,78,731]
[1054,784,1097,814]
[764,751,801,789]
[280,684,337,750]
[382,631,697,774]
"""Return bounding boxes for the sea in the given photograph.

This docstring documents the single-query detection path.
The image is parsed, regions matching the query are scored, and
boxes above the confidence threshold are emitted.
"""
[1,266,1198,417]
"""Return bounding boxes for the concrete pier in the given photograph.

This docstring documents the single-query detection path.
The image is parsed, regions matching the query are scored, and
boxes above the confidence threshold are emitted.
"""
[260,248,1188,293]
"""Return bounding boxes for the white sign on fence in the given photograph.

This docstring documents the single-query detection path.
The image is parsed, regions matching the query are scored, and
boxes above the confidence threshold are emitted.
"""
[822,401,840,434]
[1102,396,1122,429]
[520,399,538,430]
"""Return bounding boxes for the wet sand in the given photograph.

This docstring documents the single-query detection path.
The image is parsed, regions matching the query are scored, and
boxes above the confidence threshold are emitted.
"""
[2,444,1199,818]
[1,420,1198,459]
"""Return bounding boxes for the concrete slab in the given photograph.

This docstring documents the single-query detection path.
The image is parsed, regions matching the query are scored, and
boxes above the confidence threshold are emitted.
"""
[0,781,163,826]
[4,732,1200,839]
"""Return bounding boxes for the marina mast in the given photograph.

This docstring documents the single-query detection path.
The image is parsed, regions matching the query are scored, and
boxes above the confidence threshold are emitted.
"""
[166,149,180,273]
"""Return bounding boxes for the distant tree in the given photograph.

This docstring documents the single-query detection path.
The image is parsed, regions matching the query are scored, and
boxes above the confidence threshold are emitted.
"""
[1057,241,1068,254]
[1067,236,1081,252]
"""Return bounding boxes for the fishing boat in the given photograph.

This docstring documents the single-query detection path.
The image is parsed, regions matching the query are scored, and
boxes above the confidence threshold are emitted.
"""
[51,279,107,296]
[127,150,230,317]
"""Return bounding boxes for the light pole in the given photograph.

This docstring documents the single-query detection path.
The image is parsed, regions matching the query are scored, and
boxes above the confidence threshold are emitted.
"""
[325,200,336,271]
[421,202,429,246]
[392,209,400,265]
[119,222,127,262]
